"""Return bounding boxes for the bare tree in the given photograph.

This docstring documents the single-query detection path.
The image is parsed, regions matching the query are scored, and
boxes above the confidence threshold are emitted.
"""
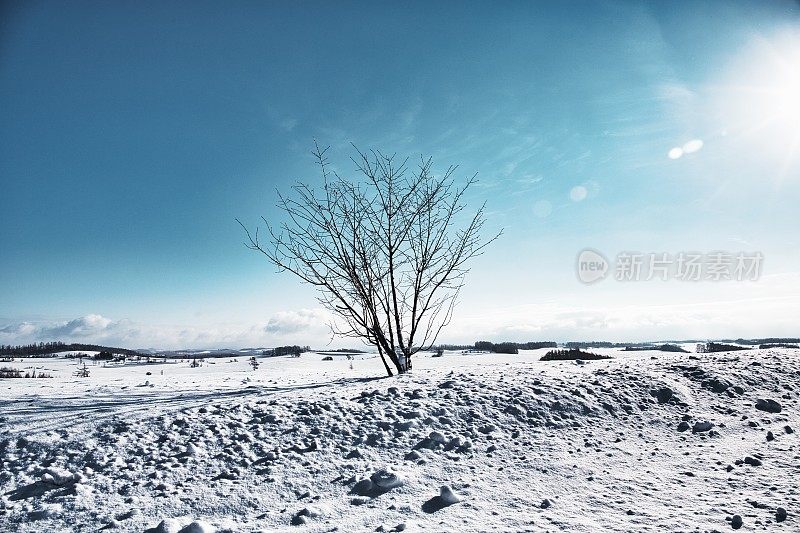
[238,144,500,376]
[74,362,90,378]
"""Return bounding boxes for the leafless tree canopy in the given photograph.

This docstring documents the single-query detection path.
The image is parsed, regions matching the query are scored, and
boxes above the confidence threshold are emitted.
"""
[238,144,500,376]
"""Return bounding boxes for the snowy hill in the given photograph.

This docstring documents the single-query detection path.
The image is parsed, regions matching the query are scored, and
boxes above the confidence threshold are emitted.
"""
[0,348,797,531]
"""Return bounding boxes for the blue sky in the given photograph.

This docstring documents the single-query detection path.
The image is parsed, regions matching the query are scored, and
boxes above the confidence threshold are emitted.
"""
[1,0,799,348]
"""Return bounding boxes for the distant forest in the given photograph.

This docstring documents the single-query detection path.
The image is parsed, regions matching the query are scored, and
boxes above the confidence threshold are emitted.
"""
[623,344,688,353]
[0,342,141,357]
[473,341,558,354]
[265,345,311,357]
[697,342,751,353]
[541,348,610,361]
[720,338,800,345]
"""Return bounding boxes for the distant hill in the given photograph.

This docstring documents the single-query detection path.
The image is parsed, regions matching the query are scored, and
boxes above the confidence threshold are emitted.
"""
[0,342,141,357]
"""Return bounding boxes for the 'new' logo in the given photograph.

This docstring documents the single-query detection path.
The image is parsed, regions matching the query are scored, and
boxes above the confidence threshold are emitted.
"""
[576,249,608,284]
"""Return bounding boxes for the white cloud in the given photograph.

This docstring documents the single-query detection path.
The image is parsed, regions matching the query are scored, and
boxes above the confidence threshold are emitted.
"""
[42,314,113,337]
[516,174,543,185]
[657,82,696,102]
[532,200,552,218]
[264,309,328,334]
[280,117,298,131]
[0,309,331,350]
[0,322,37,337]
[4,275,798,349]
[0,314,124,346]
[445,275,800,343]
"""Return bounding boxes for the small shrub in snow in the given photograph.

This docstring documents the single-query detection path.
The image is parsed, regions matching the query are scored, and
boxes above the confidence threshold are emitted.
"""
[73,362,90,378]
[1,367,53,378]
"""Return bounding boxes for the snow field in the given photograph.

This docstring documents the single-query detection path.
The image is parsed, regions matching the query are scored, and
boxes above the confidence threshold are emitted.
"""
[0,348,797,531]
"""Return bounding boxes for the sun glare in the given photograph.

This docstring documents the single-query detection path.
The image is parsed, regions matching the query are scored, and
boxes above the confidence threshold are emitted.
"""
[714,30,800,180]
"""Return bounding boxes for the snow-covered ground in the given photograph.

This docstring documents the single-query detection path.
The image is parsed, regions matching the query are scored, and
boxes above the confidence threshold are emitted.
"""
[0,348,797,532]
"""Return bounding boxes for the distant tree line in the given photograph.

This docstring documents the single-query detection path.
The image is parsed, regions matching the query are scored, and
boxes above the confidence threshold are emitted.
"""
[565,341,616,348]
[432,344,474,351]
[759,343,799,349]
[263,345,310,357]
[474,341,558,354]
[623,344,688,353]
[516,341,559,350]
[696,342,751,353]
[541,348,610,361]
[474,341,518,354]
[720,337,800,346]
[567,341,688,349]
[0,342,140,357]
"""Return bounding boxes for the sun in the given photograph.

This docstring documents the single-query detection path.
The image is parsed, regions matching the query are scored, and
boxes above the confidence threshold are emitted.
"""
[738,44,800,136]
[713,29,800,180]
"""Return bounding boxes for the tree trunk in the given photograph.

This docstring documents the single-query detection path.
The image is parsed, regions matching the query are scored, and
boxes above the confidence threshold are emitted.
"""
[391,349,411,374]
[377,345,393,376]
